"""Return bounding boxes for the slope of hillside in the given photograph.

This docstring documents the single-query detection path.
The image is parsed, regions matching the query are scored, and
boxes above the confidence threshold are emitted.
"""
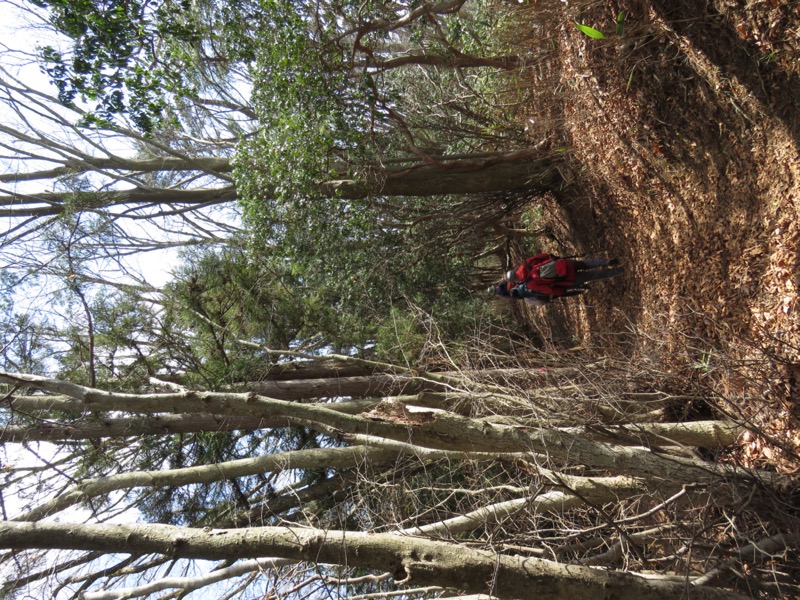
[512,0,800,471]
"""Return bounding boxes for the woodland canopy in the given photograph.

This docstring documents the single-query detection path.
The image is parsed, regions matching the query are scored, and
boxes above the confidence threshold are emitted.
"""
[1,0,798,599]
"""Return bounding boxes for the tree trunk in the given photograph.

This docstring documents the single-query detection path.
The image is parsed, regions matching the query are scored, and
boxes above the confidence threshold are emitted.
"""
[321,155,559,198]
[0,372,773,488]
[399,474,648,537]
[0,187,238,218]
[259,361,377,380]
[0,521,748,600]
[255,362,588,383]
[0,154,560,218]
[0,156,234,183]
[244,374,443,399]
[362,53,521,71]
[14,436,529,522]
[0,414,281,443]
[15,445,404,522]
[555,420,745,448]
[5,393,378,424]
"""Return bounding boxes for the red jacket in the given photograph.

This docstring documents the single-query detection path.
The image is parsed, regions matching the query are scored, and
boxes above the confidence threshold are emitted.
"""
[515,254,577,297]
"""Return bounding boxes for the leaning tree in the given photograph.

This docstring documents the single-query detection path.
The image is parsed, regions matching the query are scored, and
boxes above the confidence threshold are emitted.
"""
[1,343,797,598]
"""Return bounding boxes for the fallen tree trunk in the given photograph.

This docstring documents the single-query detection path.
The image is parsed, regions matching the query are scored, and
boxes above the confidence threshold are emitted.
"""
[0,521,748,600]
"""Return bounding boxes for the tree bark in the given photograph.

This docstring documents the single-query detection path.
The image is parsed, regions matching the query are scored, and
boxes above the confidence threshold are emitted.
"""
[0,372,774,488]
[244,367,610,399]
[15,436,528,523]
[0,153,560,218]
[362,53,521,71]
[0,156,234,183]
[4,393,378,426]
[0,414,282,443]
[320,155,559,198]
[0,187,238,218]
[15,445,401,522]
[557,420,745,448]
[399,475,648,537]
[243,374,444,399]
[0,521,748,600]
[254,362,589,383]
[259,360,378,380]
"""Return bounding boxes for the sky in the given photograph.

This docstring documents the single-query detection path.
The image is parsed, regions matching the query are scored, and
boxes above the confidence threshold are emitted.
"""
[0,0,175,525]
[0,2,188,290]
[0,5,259,597]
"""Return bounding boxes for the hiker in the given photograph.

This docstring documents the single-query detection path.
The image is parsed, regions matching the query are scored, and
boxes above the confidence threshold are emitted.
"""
[488,253,623,305]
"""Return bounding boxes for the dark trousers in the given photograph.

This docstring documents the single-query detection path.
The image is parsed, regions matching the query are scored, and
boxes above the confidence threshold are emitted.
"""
[572,259,624,285]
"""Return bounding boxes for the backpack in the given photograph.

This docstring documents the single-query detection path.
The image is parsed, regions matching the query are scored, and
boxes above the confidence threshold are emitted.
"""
[515,254,569,282]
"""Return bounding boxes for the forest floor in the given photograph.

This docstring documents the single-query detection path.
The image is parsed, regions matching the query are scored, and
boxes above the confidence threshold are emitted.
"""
[510,0,800,472]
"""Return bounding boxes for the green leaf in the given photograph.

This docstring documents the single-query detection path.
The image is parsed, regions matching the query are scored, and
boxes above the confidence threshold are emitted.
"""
[575,23,606,39]
[616,11,627,37]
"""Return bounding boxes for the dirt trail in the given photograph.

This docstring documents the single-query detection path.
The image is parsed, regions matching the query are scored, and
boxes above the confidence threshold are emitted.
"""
[514,0,800,469]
